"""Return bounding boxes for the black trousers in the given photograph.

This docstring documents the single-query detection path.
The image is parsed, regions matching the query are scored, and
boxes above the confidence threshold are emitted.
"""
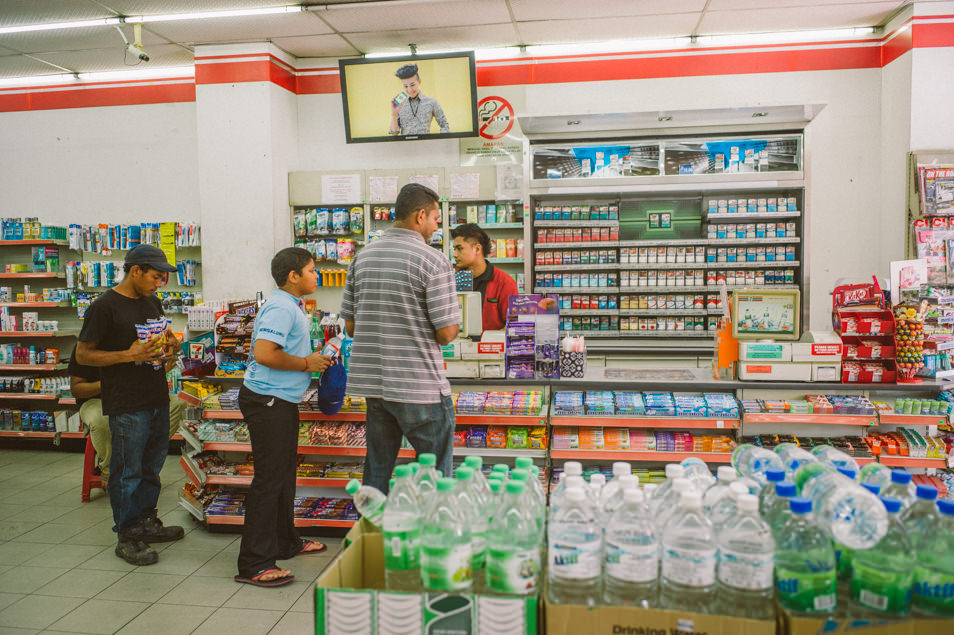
[236,385,301,577]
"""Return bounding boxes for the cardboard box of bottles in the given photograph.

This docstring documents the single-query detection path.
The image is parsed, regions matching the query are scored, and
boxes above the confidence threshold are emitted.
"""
[781,607,951,635]
[315,524,540,635]
[543,597,775,635]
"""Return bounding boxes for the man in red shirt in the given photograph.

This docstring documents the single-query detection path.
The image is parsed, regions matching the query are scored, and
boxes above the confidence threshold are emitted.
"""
[451,223,518,332]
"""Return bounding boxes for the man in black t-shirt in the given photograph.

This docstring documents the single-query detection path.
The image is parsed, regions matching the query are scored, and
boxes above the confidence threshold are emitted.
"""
[76,245,184,566]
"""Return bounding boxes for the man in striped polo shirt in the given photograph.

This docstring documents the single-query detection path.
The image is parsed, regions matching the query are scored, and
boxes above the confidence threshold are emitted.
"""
[341,183,461,493]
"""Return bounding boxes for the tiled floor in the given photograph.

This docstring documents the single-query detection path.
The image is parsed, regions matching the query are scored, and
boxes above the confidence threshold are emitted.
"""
[0,448,339,635]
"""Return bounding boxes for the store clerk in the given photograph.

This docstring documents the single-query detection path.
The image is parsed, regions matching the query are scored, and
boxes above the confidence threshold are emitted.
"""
[451,223,518,332]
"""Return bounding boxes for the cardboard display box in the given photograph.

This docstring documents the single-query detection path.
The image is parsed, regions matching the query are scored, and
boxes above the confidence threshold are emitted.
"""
[780,606,951,635]
[316,525,539,635]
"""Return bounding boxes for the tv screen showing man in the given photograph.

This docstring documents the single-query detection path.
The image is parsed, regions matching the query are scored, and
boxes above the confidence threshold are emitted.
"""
[389,63,450,136]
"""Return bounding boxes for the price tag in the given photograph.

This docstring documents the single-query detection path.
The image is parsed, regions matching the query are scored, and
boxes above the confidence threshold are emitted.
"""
[938,296,954,305]
[939,316,954,325]
[937,341,954,352]
[716,420,725,428]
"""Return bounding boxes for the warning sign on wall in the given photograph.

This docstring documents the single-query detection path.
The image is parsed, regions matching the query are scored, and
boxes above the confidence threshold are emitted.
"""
[460,95,524,165]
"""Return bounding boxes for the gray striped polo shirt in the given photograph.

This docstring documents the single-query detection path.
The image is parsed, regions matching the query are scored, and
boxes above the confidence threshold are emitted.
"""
[340,227,460,403]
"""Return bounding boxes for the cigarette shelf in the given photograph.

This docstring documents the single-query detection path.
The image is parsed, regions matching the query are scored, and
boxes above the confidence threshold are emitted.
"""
[620,263,709,270]
[560,309,620,316]
[0,430,84,438]
[877,456,947,468]
[550,449,732,463]
[561,330,715,338]
[707,237,801,245]
[533,287,619,294]
[707,212,801,221]
[0,364,67,371]
[710,260,799,269]
[875,414,948,427]
[0,240,68,246]
[0,302,71,308]
[480,223,524,229]
[0,330,79,338]
[0,272,65,279]
[487,257,523,264]
[619,309,709,316]
[0,393,58,400]
[551,416,740,429]
[536,264,619,271]
[533,241,619,249]
[533,220,620,227]
[618,238,703,247]
[743,413,877,426]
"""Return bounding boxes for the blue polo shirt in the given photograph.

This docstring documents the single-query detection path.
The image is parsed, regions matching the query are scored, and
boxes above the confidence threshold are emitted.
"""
[243,289,312,404]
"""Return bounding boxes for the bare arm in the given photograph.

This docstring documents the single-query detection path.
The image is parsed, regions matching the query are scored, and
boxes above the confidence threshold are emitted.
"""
[345,320,355,337]
[69,376,101,399]
[254,339,333,373]
[435,324,459,346]
[75,338,163,367]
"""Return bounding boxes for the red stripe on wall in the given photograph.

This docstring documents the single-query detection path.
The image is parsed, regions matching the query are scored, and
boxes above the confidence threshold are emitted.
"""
[0,82,195,113]
[882,26,914,65]
[195,56,296,93]
[296,73,340,94]
[913,21,954,48]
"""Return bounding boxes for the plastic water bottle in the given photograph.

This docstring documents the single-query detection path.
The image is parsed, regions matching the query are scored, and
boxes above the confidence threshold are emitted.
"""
[757,469,786,517]
[731,443,785,488]
[680,456,716,492]
[382,464,422,592]
[603,488,659,608]
[550,461,582,506]
[774,442,818,478]
[654,477,692,532]
[550,475,586,512]
[900,485,940,548]
[765,481,798,534]
[793,462,888,550]
[486,480,540,596]
[415,453,440,497]
[599,474,639,524]
[716,494,776,620]
[486,479,504,519]
[659,490,717,613]
[775,497,837,615]
[811,445,860,473]
[859,462,893,492]
[464,455,490,498]
[598,462,633,508]
[509,468,545,531]
[420,477,473,592]
[547,488,600,606]
[709,481,750,532]
[849,497,914,616]
[912,499,954,615]
[589,472,606,491]
[526,464,549,512]
[703,466,737,517]
[649,463,686,513]
[881,470,916,509]
[454,467,488,582]
[643,483,658,501]
[345,479,385,526]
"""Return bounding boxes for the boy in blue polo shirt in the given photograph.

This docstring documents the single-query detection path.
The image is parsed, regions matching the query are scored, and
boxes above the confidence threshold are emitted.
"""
[235,248,334,588]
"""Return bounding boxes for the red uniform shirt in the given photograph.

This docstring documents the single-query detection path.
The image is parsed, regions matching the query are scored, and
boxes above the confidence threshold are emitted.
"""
[465,263,518,332]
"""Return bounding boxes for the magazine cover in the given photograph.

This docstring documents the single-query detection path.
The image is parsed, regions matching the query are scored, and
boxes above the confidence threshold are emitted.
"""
[918,166,954,215]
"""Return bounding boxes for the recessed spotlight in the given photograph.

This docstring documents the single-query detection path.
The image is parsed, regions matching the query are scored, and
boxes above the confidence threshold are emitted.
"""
[752,112,769,117]
[658,115,673,122]
[567,120,581,126]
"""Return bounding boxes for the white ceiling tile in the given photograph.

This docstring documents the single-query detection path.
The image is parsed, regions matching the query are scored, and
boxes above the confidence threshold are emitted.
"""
[698,2,902,34]
[97,0,286,15]
[30,43,194,73]
[143,12,332,43]
[345,23,519,56]
[707,0,905,10]
[272,34,360,58]
[0,54,76,78]
[510,0,707,21]
[0,0,110,27]
[314,0,513,33]
[519,13,701,45]
[0,26,168,54]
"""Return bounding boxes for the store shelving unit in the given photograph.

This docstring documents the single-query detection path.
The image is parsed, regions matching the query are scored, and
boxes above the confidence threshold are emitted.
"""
[742,412,878,426]
[550,449,733,463]
[552,415,740,429]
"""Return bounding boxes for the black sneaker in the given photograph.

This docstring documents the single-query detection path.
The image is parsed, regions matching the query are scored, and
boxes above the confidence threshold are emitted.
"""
[141,512,185,543]
[116,526,158,565]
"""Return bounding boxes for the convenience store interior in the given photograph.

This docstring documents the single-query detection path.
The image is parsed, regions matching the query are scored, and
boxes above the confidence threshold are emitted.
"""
[1,1,954,634]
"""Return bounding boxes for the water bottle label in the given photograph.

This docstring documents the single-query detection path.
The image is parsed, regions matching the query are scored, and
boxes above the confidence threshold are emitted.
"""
[420,543,473,591]
[913,565,954,613]
[549,538,600,579]
[850,560,913,614]
[777,566,837,613]
[486,547,539,595]
[605,541,658,583]
[383,529,420,571]
[717,548,774,590]
[661,547,716,586]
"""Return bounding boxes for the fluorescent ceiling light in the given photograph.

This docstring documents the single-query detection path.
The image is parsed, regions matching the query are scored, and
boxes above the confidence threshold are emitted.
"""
[125,6,303,23]
[526,38,687,57]
[0,66,194,89]
[696,27,875,47]
[0,17,121,35]
[0,74,79,88]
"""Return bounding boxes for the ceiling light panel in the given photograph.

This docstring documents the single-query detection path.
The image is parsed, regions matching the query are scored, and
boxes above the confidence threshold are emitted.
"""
[271,34,361,59]
[518,13,700,45]
[509,0,707,22]
[697,2,901,35]
[143,12,330,44]
[316,0,512,33]
[99,0,285,15]
[0,0,112,28]
[346,23,517,56]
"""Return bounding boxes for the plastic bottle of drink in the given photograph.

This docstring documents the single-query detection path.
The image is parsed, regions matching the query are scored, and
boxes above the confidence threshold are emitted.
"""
[702,465,737,517]
[455,467,488,588]
[491,463,509,481]
[524,463,548,511]
[859,462,893,492]
[912,499,954,616]
[680,456,716,492]
[850,497,914,616]
[420,477,473,593]
[716,494,776,620]
[765,481,798,535]
[881,470,916,510]
[811,445,860,473]
[603,488,659,608]
[598,462,632,508]
[486,479,504,521]
[598,473,638,522]
[547,488,600,606]
[655,477,692,532]
[486,480,541,596]
[649,464,686,513]
[659,490,716,613]
[900,485,940,548]
[731,443,785,488]
[793,462,888,550]
[550,461,582,505]
[774,442,818,478]
[509,468,545,531]
[757,469,786,517]
[320,334,342,361]
[382,464,422,592]
[709,481,751,532]
[775,497,837,615]
[464,455,491,498]
[415,453,440,497]
[344,479,385,526]
[550,474,586,512]
[643,483,658,501]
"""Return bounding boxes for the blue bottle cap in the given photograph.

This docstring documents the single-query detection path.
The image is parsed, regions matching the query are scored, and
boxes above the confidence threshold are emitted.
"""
[881,497,902,513]
[861,483,880,495]
[766,469,785,483]
[916,485,939,501]
[776,482,797,497]
[790,497,812,514]
[937,499,954,516]
[891,470,912,484]
[837,468,857,480]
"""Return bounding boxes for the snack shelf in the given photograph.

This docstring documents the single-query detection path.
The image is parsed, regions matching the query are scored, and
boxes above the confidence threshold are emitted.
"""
[533,241,619,249]
[454,409,548,426]
[0,393,58,400]
[619,309,708,316]
[0,272,65,279]
[743,413,876,426]
[536,264,618,271]
[0,330,79,337]
[179,425,202,451]
[178,491,206,522]
[480,222,524,229]
[551,416,740,429]
[180,458,353,488]
[0,302,71,308]
[200,441,415,458]
[201,409,366,422]
[534,287,620,294]
[0,239,68,246]
[707,212,801,220]
[487,257,523,264]
[452,447,547,458]
[560,309,620,316]
[59,397,76,405]
[877,456,947,468]
[0,430,84,438]
[550,449,732,462]
[205,515,355,528]
[177,391,202,407]
[533,220,620,227]
[875,414,949,427]
[0,363,67,371]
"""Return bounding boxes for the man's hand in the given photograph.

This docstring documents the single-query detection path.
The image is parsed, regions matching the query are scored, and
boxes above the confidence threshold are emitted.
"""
[306,352,334,374]
[162,330,181,362]
[127,336,164,363]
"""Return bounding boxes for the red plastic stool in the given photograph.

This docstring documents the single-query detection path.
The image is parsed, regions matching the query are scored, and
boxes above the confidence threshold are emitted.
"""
[81,434,105,503]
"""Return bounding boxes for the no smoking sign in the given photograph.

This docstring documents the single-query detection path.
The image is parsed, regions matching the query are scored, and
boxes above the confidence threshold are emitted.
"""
[477,96,514,140]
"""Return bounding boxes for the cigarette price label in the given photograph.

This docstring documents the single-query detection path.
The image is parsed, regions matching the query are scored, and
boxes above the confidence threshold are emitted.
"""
[716,420,725,428]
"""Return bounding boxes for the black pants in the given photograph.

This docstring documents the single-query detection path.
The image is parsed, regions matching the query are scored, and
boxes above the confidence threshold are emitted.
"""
[236,385,301,577]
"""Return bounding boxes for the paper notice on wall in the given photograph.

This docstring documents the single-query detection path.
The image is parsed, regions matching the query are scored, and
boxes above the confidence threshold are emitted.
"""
[159,222,177,266]
[496,163,523,201]
[409,174,440,195]
[321,174,362,204]
[368,175,399,203]
[450,173,480,200]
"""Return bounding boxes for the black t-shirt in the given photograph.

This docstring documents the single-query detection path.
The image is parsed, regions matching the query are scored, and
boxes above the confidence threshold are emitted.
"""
[78,289,169,416]
[67,348,100,408]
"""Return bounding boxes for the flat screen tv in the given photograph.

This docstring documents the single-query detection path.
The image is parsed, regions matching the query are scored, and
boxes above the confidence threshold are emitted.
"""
[338,52,478,143]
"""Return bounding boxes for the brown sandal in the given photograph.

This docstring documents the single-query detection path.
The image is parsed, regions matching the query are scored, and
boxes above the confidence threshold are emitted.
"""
[296,539,327,555]
[234,568,295,587]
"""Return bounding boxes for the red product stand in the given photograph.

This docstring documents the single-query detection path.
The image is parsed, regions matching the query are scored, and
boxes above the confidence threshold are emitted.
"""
[832,279,897,383]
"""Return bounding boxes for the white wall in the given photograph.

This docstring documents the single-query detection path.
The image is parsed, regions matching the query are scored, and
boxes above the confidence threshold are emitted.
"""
[0,102,200,224]
[910,46,954,150]
[880,51,913,265]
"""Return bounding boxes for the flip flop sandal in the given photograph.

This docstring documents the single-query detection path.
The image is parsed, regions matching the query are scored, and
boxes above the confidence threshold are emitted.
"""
[297,539,327,555]
[234,568,295,588]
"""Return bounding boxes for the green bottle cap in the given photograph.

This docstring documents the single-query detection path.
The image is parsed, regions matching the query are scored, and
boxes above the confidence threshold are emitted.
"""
[394,464,412,478]
[408,462,420,474]
[345,479,360,495]
[388,478,395,490]
[456,466,474,480]
[436,477,455,492]
[506,480,526,495]
[489,480,503,493]
[464,456,483,470]
[515,457,533,469]
[418,453,436,467]
[492,464,509,474]
[510,468,529,481]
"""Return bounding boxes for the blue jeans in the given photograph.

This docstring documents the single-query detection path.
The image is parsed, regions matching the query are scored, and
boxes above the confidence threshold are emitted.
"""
[364,396,455,493]
[108,407,169,533]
